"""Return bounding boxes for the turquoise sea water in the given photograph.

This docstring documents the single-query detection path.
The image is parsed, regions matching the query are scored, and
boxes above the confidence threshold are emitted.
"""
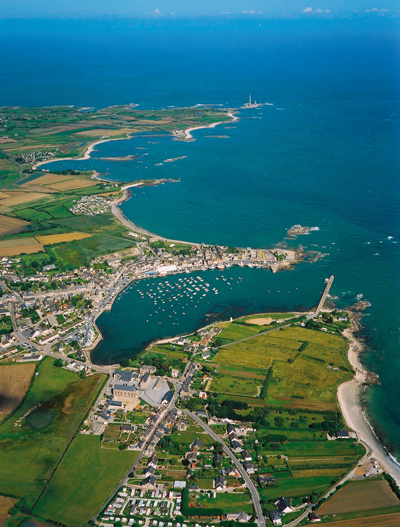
[1,17,399,458]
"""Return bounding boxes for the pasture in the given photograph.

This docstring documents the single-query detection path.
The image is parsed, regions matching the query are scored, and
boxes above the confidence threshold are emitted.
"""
[0,362,36,421]
[16,208,51,222]
[0,358,106,506]
[209,375,260,397]
[268,355,348,410]
[213,326,351,409]
[43,204,73,218]
[217,322,263,343]
[214,327,302,370]
[33,435,138,527]
[318,480,399,514]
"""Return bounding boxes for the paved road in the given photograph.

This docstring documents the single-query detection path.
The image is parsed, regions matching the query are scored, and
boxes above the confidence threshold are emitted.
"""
[185,411,266,527]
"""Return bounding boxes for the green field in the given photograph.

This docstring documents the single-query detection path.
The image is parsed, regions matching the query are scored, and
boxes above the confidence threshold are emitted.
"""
[33,435,137,527]
[191,491,253,513]
[170,431,214,445]
[217,322,264,343]
[44,204,73,219]
[262,439,364,457]
[260,474,333,500]
[209,375,261,396]
[0,358,106,506]
[268,355,348,409]
[16,208,52,221]
[212,326,352,410]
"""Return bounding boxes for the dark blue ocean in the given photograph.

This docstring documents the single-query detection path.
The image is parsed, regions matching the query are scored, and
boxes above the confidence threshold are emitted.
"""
[1,17,399,458]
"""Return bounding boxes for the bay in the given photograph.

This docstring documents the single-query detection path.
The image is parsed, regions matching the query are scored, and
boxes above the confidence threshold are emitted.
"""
[2,16,399,459]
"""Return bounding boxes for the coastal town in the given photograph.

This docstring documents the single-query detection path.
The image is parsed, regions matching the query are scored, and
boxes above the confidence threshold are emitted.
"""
[1,241,400,527]
[0,236,301,365]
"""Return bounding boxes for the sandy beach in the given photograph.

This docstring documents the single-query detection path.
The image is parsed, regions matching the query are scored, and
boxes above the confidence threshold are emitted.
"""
[32,135,131,171]
[173,110,238,141]
[110,188,203,246]
[338,320,400,484]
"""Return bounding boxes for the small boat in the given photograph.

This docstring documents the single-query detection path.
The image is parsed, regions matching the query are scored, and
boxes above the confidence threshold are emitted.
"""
[217,264,226,270]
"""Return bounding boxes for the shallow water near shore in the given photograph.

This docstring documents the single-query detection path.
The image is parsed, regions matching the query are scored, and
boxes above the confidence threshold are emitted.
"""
[6,17,400,460]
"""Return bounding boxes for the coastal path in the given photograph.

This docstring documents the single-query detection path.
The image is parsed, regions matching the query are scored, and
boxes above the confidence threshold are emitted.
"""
[185,410,266,527]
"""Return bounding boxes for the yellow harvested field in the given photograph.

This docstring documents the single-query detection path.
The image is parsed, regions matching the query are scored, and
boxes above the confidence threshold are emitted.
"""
[0,138,17,144]
[245,317,274,326]
[48,178,96,191]
[0,193,10,199]
[0,363,37,421]
[0,237,44,256]
[0,214,29,236]
[318,480,399,515]
[26,173,96,191]
[29,173,73,186]
[76,128,130,137]
[0,191,50,209]
[36,232,92,245]
[324,513,400,527]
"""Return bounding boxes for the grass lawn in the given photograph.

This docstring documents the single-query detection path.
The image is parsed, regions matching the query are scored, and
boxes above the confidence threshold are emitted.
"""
[191,491,253,513]
[260,475,333,500]
[170,431,214,445]
[33,435,138,527]
[197,478,215,489]
[209,375,260,397]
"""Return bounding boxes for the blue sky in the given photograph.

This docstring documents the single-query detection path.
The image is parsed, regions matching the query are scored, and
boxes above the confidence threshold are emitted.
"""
[0,0,398,18]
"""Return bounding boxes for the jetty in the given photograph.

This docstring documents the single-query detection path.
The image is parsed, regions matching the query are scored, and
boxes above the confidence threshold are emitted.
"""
[315,275,334,314]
